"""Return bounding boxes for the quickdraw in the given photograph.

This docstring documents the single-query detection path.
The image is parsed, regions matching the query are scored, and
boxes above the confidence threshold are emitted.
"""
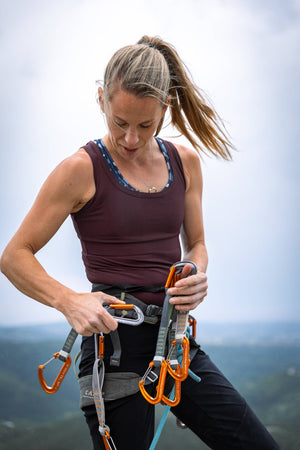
[93,333,117,450]
[38,327,78,394]
[38,303,144,394]
[139,260,197,407]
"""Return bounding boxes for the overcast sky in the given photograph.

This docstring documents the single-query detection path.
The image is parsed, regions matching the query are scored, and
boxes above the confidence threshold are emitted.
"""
[0,0,299,326]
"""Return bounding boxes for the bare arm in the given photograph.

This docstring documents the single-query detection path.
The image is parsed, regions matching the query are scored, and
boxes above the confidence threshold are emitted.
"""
[0,150,121,335]
[167,144,208,311]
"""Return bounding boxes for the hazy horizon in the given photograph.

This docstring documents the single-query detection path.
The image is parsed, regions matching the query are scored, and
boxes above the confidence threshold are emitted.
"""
[1,0,299,325]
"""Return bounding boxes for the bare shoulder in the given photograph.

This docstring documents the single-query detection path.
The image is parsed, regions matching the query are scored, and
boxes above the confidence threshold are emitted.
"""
[43,148,95,212]
[172,143,202,190]
[55,148,93,180]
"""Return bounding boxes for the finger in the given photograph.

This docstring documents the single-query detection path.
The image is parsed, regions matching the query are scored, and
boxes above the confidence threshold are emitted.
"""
[94,292,125,305]
[100,308,119,331]
[179,263,194,280]
[175,272,207,288]
[168,280,208,298]
[169,289,207,306]
[174,299,203,311]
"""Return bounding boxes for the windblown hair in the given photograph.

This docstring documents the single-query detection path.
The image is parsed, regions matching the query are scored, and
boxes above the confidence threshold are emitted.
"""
[103,35,233,160]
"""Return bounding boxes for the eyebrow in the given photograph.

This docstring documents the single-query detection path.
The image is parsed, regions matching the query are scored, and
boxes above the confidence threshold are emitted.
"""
[114,116,154,126]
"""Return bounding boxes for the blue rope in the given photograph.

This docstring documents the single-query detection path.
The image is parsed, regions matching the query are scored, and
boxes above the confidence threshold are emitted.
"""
[149,387,175,450]
[148,327,201,449]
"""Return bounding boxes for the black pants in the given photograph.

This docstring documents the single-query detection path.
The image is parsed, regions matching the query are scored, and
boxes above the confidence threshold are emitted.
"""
[83,348,280,450]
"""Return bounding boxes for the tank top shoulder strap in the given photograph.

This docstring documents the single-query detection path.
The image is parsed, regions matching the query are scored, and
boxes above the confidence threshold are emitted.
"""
[158,139,186,190]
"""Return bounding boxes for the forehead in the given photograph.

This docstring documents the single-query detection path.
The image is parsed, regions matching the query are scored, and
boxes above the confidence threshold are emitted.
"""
[108,89,163,121]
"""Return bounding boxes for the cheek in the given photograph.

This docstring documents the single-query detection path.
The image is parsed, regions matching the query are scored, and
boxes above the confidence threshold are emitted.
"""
[107,121,124,138]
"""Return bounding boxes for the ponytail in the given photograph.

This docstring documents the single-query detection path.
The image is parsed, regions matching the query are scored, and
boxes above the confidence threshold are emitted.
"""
[137,36,233,160]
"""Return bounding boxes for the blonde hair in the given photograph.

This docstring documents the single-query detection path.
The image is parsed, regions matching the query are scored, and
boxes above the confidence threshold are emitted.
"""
[103,35,233,160]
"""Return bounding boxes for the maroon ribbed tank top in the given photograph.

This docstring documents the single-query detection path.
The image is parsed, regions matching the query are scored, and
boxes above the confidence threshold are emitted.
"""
[71,139,186,306]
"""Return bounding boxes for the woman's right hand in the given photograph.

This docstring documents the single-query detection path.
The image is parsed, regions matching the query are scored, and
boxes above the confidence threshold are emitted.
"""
[60,291,124,336]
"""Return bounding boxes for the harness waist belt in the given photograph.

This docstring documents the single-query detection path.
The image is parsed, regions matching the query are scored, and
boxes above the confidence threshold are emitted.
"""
[92,283,164,324]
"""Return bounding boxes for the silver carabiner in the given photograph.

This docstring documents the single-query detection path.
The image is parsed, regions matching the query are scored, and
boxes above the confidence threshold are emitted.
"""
[105,304,144,326]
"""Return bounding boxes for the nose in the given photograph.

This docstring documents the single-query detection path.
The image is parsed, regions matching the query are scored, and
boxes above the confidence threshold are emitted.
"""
[124,127,139,147]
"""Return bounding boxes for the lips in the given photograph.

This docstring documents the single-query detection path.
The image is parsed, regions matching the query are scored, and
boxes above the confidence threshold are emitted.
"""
[123,146,138,153]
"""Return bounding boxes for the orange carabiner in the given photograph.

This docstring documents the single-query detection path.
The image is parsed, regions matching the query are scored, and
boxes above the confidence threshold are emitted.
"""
[108,303,134,310]
[188,315,197,339]
[167,336,190,382]
[165,266,182,289]
[161,377,182,407]
[139,360,168,405]
[38,352,72,394]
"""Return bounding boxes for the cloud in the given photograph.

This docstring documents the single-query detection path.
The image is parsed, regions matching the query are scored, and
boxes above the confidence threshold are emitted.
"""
[0,0,299,324]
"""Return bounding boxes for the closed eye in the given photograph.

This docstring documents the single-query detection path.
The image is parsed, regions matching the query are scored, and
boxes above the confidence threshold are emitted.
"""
[114,120,127,128]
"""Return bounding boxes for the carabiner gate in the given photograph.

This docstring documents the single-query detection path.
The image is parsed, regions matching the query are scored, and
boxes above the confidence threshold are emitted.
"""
[139,360,168,405]
[166,336,190,382]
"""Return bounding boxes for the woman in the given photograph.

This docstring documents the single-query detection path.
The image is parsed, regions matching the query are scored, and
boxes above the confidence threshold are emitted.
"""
[1,36,279,449]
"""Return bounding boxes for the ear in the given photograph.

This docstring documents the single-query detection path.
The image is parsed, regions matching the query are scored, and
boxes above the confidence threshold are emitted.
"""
[98,87,105,112]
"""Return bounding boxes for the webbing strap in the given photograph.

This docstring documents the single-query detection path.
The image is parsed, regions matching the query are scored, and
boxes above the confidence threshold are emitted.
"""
[92,335,117,450]
[109,330,121,367]
[153,293,173,367]
[175,311,189,344]
[59,328,78,362]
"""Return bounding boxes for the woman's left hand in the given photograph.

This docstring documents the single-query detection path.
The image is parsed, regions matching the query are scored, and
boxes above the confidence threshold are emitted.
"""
[167,263,208,311]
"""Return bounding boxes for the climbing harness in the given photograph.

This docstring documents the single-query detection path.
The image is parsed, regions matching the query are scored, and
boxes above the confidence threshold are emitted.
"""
[38,260,201,450]
[38,303,144,394]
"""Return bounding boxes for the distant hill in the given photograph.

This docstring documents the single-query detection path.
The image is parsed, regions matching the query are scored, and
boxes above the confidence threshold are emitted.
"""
[1,320,299,344]
[196,321,300,345]
[0,322,71,342]
[0,323,300,449]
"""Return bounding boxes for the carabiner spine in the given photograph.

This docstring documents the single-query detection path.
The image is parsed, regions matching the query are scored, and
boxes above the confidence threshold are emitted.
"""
[162,377,181,407]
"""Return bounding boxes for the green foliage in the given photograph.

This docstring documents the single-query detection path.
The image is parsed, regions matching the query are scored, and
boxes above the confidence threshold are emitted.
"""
[0,415,91,450]
[0,337,300,449]
[0,340,80,424]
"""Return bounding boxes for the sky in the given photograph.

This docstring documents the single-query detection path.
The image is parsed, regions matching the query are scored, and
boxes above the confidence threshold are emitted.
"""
[0,0,299,326]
